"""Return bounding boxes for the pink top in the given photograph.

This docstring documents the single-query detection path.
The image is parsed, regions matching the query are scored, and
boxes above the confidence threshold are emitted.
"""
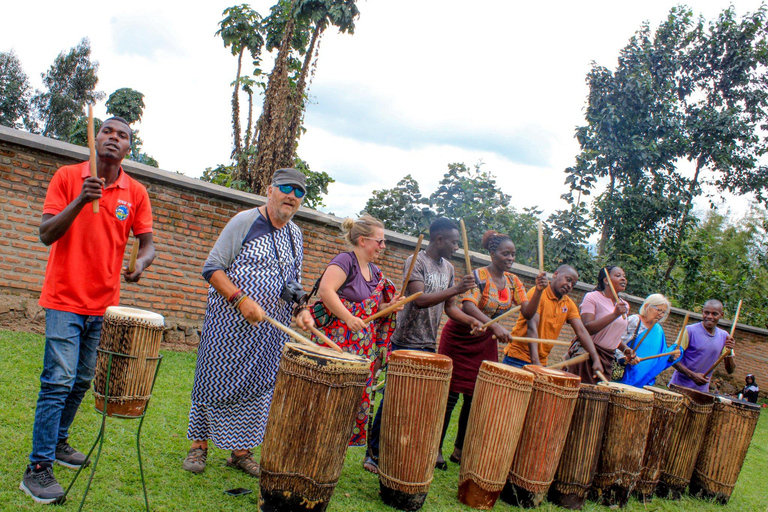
[580,290,629,351]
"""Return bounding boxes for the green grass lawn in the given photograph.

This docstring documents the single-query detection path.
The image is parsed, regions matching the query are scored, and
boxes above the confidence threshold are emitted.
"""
[1,329,765,511]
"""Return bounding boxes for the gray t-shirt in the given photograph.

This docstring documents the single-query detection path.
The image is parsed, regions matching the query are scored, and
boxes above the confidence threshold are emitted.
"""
[391,251,454,350]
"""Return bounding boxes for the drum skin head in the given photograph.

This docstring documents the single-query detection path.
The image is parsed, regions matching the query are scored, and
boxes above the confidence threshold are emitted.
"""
[389,350,452,370]
[283,342,368,367]
[104,306,164,327]
[598,382,654,398]
[523,364,581,383]
[481,361,535,384]
[643,386,683,399]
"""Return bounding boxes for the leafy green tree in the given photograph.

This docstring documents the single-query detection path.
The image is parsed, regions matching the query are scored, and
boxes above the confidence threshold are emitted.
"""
[67,115,101,147]
[563,5,768,295]
[104,87,158,167]
[363,175,432,236]
[0,50,33,129]
[673,209,768,328]
[200,155,332,209]
[250,0,360,194]
[363,163,548,270]
[105,87,145,124]
[545,204,599,279]
[662,6,768,280]
[216,5,265,179]
[293,157,334,209]
[30,38,104,141]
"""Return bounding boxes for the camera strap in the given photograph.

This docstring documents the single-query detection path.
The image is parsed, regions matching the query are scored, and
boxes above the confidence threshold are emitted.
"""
[262,206,298,287]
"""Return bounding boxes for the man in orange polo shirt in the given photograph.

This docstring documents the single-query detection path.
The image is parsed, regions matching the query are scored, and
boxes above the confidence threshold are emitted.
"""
[502,265,603,376]
[21,117,155,504]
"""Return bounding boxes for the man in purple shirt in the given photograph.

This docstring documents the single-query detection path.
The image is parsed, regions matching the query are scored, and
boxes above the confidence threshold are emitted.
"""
[668,300,736,392]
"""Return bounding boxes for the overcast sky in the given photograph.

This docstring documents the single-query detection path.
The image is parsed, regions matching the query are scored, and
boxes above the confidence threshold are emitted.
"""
[2,0,763,219]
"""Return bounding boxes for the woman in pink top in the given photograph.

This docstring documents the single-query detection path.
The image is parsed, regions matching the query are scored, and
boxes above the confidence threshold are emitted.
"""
[565,266,635,384]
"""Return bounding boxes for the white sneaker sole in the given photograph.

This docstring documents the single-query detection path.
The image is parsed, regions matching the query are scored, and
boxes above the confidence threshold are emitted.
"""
[19,481,65,504]
[55,458,89,470]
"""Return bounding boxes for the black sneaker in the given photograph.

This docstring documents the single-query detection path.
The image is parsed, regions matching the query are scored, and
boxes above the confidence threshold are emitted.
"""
[55,440,90,469]
[19,464,66,504]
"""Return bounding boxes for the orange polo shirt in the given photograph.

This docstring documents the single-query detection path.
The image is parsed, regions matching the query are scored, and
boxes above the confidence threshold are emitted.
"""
[504,285,580,365]
[39,161,153,316]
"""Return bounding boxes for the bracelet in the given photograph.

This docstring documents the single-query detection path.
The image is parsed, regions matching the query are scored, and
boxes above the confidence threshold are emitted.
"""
[233,294,248,310]
[293,304,309,317]
[228,289,244,305]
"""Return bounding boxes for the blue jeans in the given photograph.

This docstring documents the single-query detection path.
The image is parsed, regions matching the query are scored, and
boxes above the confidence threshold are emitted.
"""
[502,355,530,368]
[29,309,103,466]
[367,342,435,462]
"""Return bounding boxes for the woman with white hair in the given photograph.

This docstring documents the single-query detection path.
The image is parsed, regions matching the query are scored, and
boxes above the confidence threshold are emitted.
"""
[618,294,683,387]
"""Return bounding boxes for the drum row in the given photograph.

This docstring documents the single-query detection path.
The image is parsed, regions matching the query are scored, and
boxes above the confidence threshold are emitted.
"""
[256,345,761,511]
[91,308,761,511]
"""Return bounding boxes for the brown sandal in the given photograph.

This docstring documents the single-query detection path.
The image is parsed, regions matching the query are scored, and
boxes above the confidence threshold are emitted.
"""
[226,450,261,477]
[362,456,379,475]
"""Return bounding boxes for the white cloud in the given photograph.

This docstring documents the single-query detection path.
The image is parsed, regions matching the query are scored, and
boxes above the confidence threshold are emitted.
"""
[1,0,764,220]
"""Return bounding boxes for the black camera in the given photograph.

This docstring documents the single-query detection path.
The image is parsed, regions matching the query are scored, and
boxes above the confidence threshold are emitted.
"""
[281,280,308,305]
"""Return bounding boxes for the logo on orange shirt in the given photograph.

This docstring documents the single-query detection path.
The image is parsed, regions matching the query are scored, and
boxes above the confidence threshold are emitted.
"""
[115,204,129,221]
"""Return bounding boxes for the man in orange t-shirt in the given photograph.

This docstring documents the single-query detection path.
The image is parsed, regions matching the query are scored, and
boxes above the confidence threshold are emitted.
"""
[21,117,155,504]
[502,265,603,376]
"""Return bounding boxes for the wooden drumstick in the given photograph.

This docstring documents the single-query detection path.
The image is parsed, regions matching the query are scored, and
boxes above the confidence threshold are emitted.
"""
[363,291,423,324]
[538,220,544,272]
[603,267,626,320]
[87,105,99,214]
[127,240,140,273]
[508,336,572,347]
[474,305,522,334]
[704,300,741,376]
[460,219,473,278]
[308,325,343,353]
[547,352,590,370]
[674,313,690,346]
[400,234,424,295]
[729,299,742,338]
[264,315,315,348]
[596,370,609,383]
[634,350,680,363]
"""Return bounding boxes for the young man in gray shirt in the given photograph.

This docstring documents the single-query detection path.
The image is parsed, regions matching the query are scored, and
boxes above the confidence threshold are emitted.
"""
[364,217,480,473]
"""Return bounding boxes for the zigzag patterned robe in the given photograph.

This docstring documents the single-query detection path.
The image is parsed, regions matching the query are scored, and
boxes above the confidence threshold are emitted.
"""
[187,219,302,449]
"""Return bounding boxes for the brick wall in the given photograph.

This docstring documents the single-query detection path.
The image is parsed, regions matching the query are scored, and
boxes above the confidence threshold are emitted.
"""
[0,126,764,398]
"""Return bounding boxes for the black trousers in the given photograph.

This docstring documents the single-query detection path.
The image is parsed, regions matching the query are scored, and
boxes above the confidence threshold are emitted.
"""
[439,391,473,453]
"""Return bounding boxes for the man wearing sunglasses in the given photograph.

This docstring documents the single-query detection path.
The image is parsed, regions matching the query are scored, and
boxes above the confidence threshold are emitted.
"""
[183,168,314,478]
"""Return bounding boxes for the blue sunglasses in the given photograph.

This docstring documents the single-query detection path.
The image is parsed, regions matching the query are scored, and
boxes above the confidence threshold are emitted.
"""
[277,184,306,198]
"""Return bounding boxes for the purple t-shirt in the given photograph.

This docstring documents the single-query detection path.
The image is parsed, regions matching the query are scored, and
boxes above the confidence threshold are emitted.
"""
[668,322,728,392]
[328,252,380,303]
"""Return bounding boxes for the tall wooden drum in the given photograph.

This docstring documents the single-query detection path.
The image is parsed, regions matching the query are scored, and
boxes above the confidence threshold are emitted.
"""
[458,362,534,510]
[549,384,611,510]
[93,306,164,417]
[379,350,452,511]
[501,365,581,508]
[690,395,761,504]
[591,383,654,507]
[635,386,683,501]
[259,342,369,512]
[657,383,714,499]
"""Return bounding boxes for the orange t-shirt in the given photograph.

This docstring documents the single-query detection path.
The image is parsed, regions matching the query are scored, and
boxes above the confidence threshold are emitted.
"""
[504,285,580,365]
[39,161,153,316]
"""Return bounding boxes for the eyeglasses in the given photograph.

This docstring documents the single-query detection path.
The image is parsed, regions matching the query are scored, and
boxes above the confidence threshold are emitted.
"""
[649,305,667,315]
[277,184,306,198]
[364,237,386,247]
